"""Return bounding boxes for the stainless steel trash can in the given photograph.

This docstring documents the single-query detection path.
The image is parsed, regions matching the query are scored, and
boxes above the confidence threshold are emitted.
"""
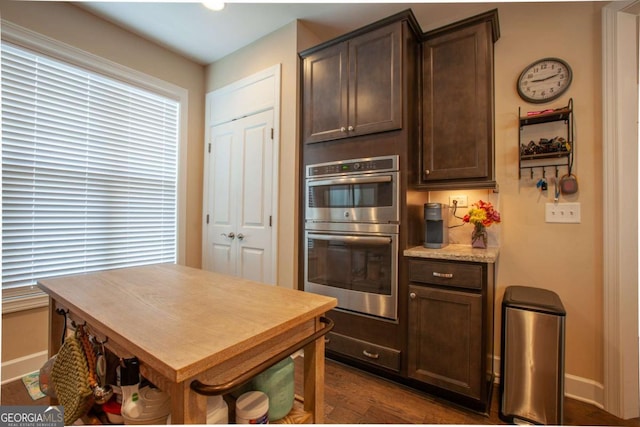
[500,286,566,425]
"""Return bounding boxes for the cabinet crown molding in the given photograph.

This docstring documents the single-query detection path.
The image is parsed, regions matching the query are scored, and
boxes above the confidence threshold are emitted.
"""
[299,8,421,58]
[421,9,500,43]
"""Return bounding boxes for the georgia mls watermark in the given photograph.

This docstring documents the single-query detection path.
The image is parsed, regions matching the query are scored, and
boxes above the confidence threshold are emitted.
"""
[0,406,63,427]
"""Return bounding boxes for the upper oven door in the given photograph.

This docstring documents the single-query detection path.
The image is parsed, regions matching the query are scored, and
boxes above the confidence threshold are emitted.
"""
[305,171,399,223]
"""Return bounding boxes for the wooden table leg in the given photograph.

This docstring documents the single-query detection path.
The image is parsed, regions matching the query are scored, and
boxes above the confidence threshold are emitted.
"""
[303,316,326,423]
[47,299,65,406]
[48,299,64,357]
[169,381,207,424]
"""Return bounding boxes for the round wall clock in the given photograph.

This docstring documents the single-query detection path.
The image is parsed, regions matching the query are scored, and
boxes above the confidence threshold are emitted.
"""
[517,57,572,104]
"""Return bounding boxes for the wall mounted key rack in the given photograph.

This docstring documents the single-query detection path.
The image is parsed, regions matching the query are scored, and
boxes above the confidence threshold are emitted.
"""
[518,98,574,180]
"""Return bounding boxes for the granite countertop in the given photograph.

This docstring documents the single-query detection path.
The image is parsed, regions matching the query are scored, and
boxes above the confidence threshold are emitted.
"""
[404,244,499,263]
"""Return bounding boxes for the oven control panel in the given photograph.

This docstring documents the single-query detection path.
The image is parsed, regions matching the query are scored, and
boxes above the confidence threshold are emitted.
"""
[307,155,398,178]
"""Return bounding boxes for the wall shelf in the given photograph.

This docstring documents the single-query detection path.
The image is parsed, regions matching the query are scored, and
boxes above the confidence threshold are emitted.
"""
[518,98,574,179]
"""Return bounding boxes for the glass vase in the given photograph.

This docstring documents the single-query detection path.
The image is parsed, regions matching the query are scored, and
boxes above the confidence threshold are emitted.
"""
[471,224,488,249]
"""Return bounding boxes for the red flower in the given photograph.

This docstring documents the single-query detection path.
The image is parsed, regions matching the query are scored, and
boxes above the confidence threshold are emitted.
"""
[462,200,501,227]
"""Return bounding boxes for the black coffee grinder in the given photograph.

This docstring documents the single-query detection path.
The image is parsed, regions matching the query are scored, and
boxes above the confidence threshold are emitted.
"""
[424,203,449,249]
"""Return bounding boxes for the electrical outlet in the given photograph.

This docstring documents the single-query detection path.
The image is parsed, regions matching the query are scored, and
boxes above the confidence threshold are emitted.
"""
[545,202,581,223]
[449,195,468,208]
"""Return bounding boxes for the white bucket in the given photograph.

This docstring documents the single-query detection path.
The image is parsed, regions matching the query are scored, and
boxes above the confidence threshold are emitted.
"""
[123,386,170,425]
[235,391,269,424]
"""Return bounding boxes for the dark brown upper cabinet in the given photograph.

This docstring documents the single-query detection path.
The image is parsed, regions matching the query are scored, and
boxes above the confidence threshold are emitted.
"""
[301,21,403,144]
[418,10,500,189]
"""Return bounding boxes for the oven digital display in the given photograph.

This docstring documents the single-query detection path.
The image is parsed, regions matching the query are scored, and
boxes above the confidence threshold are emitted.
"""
[307,157,395,177]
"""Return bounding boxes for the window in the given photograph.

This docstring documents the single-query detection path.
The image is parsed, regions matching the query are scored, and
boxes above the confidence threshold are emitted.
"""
[1,33,183,311]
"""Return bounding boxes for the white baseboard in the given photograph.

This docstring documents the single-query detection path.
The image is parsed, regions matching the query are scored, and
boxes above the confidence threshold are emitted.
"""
[565,373,605,409]
[492,356,604,409]
[1,350,48,384]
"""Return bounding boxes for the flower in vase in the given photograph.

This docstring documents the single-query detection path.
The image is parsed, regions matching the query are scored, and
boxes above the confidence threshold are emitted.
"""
[463,200,500,248]
[462,200,501,228]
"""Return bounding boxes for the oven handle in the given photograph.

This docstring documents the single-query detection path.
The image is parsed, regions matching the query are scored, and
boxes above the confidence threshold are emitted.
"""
[307,233,392,245]
[306,175,393,187]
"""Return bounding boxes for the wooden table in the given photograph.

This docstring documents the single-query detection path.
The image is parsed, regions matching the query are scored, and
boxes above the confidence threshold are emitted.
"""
[38,264,336,424]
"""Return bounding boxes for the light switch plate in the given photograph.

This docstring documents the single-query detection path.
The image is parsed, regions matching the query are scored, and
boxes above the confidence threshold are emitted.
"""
[545,202,581,223]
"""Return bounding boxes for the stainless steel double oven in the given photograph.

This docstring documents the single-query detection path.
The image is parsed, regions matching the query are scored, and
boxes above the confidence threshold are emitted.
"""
[304,155,399,320]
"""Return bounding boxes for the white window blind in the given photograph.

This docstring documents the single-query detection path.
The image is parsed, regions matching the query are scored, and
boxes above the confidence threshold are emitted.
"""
[1,41,179,291]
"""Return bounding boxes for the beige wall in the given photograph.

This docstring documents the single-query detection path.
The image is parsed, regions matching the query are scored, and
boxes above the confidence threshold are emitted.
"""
[2,307,48,362]
[418,1,604,387]
[424,0,605,385]
[0,0,206,268]
[1,0,606,398]
[0,0,205,369]
[205,21,309,290]
[205,2,605,389]
[492,1,603,384]
[424,1,604,385]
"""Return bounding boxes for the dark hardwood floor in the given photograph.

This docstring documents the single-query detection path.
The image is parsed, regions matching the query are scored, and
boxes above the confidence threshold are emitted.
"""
[2,377,49,406]
[3,357,639,425]
[296,357,640,426]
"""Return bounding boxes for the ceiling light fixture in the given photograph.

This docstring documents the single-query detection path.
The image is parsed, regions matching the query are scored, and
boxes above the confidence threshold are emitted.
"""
[202,0,225,11]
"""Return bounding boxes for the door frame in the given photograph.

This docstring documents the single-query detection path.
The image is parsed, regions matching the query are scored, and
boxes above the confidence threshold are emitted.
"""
[203,64,281,284]
[602,1,639,419]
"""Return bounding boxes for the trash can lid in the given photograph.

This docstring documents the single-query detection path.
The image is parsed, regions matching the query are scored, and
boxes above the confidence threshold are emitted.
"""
[503,285,566,315]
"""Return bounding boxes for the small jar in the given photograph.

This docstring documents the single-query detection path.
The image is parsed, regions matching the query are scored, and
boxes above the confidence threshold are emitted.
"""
[235,391,269,424]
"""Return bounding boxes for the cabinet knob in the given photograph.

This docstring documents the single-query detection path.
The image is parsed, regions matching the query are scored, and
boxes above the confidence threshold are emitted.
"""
[409,292,416,300]
[424,169,430,177]
[347,125,354,132]
[340,126,346,132]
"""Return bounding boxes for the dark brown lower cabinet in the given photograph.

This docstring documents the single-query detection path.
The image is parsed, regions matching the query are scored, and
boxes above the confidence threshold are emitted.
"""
[326,330,401,372]
[408,285,482,398]
[407,257,495,411]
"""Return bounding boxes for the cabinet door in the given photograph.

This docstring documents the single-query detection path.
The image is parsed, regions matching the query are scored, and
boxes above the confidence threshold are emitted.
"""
[302,42,348,144]
[302,22,403,144]
[348,21,402,137]
[421,21,493,183]
[407,284,482,399]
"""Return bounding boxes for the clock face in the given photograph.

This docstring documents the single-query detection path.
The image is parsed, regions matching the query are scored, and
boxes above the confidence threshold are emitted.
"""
[517,58,572,103]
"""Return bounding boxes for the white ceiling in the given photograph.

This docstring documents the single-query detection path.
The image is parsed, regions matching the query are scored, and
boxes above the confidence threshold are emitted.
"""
[77,2,427,65]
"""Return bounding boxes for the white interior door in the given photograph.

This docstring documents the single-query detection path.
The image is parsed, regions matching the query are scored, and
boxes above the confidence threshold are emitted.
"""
[206,110,274,283]
[208,123,236,276]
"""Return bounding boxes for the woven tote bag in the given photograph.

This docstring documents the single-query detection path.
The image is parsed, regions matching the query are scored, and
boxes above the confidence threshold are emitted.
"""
[51,333,94,425]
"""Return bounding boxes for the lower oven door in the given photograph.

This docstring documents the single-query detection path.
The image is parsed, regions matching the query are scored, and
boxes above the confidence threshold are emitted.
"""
[304,229,398,320]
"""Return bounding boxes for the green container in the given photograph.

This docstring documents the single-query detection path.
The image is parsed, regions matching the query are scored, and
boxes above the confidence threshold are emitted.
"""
[251,356,294,421]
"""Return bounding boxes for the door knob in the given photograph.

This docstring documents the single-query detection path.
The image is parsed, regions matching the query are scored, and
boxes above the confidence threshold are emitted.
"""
[221,232,235,239]
[237,233,245,241]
